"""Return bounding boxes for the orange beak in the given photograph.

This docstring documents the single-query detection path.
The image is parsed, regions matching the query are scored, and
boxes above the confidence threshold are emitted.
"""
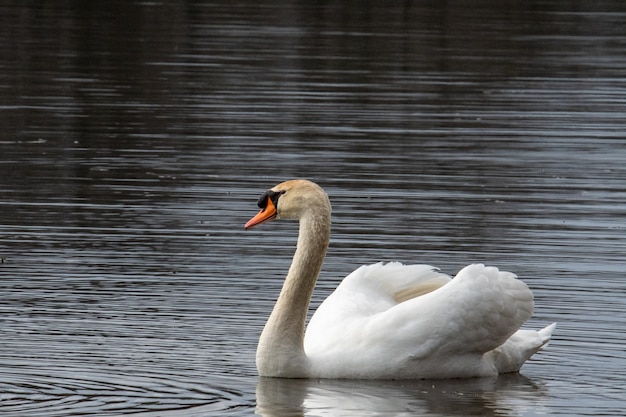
[245,197,278,229]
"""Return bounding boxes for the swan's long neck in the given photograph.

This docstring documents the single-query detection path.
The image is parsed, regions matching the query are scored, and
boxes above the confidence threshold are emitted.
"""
[256,209,330,377]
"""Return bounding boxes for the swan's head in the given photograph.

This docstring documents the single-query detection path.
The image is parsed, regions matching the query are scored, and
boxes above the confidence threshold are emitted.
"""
[245,179,331,229]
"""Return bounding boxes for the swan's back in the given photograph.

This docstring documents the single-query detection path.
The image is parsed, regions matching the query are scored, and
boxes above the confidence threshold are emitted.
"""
[316,262,450,318]
[305,263,542,379]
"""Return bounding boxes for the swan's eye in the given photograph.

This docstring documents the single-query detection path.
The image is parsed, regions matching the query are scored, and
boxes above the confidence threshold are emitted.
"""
[257,190,285,209]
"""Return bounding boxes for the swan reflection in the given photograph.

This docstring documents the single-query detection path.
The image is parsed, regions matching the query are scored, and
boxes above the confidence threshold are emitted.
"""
[256,373,548,416]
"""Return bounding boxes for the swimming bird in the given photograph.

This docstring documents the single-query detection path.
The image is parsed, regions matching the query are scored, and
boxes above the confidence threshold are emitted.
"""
[245,179,555,379]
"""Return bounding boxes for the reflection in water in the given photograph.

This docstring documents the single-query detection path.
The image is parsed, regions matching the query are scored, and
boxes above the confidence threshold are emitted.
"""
[1,0,626,416]
[256,374,548,417]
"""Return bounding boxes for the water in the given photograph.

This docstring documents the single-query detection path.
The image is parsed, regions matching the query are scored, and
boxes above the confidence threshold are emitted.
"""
[1,1,625,415]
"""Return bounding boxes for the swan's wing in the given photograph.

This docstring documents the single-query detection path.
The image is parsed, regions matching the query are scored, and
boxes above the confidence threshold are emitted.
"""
[311,262,451,320]
[380,263,535,358]
[305,262,450,352]
[305,263,533,366]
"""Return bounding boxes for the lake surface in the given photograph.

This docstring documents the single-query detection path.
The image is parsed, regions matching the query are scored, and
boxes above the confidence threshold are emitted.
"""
[1,1,625,416]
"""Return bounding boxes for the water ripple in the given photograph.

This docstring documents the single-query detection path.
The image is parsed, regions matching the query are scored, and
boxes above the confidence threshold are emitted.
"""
[2,1,626,416]
[0,366,250,416]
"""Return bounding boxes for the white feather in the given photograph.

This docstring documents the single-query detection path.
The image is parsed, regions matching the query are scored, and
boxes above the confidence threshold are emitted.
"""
[249,180,556,379]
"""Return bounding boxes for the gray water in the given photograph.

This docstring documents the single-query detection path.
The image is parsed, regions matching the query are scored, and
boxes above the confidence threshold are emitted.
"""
[1,1,625,416]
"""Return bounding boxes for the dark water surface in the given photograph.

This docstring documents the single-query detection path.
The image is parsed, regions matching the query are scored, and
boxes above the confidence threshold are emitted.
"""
[1,1,625,416]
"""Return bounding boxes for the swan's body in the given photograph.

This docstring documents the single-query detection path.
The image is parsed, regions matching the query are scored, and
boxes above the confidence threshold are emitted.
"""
[245,179,555,379]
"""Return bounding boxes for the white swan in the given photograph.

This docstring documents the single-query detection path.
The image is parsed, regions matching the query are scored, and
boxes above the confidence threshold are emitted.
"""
[245,179,555,379]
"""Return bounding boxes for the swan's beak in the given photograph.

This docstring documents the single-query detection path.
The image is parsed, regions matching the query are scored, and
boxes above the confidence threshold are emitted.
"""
[245,197,277,229]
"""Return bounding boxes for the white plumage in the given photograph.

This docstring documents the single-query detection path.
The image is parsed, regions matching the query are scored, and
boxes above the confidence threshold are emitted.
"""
[245,179,555,379]
[306,262,552,378]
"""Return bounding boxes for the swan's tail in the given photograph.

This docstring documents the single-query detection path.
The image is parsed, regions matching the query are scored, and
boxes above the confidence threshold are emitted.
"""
[492,322,557,374]
[537,322,557,350]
